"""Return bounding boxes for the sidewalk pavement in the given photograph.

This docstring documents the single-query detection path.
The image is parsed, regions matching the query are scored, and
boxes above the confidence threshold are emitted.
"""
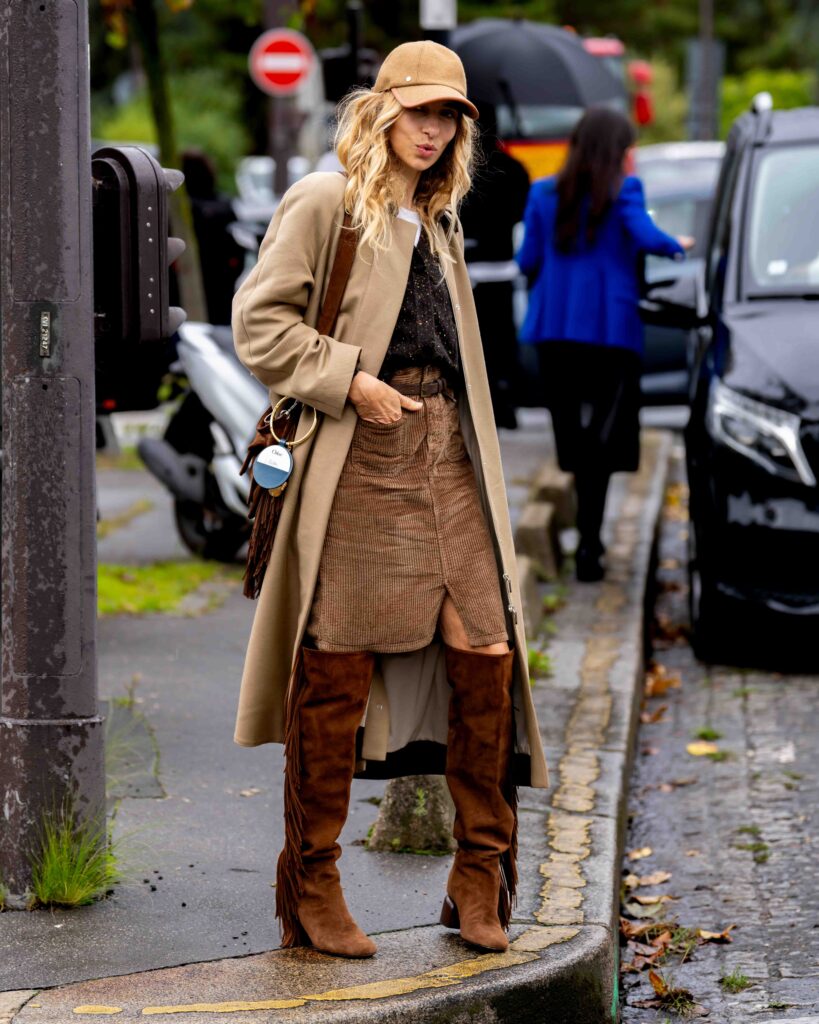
[0,415,672,1024]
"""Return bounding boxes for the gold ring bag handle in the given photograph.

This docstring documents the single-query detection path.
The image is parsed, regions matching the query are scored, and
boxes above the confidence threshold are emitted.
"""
[241,209,360,599]
[268,398,319,448]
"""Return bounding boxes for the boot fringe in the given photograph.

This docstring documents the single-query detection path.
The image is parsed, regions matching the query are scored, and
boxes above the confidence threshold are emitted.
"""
[499,781,518,929]
[276,648,308,947]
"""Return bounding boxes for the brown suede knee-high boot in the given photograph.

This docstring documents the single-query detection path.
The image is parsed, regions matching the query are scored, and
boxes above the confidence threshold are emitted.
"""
[275,647,377,958]
[440,645,517,952]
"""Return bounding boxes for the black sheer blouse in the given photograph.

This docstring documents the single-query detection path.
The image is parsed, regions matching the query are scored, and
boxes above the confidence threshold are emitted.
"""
[379,229,461,384]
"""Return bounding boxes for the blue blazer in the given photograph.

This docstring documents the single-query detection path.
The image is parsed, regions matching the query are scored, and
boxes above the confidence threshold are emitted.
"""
[515,175,684,355]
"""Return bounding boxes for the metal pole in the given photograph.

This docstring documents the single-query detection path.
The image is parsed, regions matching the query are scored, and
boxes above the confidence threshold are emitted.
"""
[265,0,297,197]
[0,0,105,897]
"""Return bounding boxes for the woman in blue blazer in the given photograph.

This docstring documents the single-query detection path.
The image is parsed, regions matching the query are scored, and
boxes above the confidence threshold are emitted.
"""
[516,107,691,580]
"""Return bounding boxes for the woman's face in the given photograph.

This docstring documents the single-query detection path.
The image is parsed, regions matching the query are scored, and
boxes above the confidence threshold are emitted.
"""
[389,100,460,175]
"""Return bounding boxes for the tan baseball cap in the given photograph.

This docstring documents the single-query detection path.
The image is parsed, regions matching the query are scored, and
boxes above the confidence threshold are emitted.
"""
[374,40,479,120]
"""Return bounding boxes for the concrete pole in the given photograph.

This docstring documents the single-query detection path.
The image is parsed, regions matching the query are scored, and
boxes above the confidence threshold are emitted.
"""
[0,0,105,897]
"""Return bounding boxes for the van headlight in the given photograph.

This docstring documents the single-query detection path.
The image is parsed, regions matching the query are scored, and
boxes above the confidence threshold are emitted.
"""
[706,380,816,486]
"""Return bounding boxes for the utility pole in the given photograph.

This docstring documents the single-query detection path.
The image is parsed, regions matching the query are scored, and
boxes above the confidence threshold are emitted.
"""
[0,0,105,896]
[266,0,299,196]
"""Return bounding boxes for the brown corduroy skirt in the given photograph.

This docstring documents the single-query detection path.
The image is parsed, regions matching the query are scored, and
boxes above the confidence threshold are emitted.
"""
[307,367,508,653]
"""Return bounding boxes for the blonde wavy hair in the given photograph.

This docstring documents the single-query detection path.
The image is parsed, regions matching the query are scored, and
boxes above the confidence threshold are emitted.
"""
[334,88,477,264]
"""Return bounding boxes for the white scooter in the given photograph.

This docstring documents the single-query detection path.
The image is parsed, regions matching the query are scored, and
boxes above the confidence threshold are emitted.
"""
[137,321,268,561]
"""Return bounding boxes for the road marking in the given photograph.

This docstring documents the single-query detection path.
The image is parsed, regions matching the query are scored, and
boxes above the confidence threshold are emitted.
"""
[71,1010,122,1016]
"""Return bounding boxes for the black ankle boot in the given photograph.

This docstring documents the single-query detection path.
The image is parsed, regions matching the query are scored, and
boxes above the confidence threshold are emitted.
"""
[575,544,604,582]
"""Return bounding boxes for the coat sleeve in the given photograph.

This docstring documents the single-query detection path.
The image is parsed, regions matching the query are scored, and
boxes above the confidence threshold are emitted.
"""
[515,183,547,277]
[618,176,685,259]
[231,174,361,420]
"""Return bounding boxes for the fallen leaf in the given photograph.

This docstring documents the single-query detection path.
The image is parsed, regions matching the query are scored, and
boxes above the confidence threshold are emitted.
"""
[649,969,670,997]
[650,930,673,949]
[623,873,641,890]
[620,917,656,939]
[239,787,263,797]
[632,893,676,906]
[644,662,682,696]
[627,846,652,861]
[624,901,667,919]
[640,703,669,724]
[653,613,688,643]
[687,740,719,756]
[659,558,680,570]
[641,746,660,756]
[639,871,672,886]
[670,777,697,787]
[685,849,701,857]
[628,939,659,955]
[622,917,651,937]
[697,924,735,943]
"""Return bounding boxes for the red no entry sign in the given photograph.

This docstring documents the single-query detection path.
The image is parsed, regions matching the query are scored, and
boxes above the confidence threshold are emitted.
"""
[249,28,316,97]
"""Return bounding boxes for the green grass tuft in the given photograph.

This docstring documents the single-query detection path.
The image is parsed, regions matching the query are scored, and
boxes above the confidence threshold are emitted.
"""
[720,969,751,992]
[735,840,769,863]
[693,726,723,741]
[736,824,760,836]
[0,878,7,910]
[29,802,122,908]
[528,645,553,679]
[95,446,146,472]
[97,561,236,616]
[705,749,732,762]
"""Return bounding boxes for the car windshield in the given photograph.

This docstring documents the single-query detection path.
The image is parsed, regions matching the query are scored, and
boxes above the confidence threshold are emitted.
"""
[746,144,819,295]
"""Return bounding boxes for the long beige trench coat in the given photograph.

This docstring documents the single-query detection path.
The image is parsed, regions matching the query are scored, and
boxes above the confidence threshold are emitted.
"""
[232,171,548,789]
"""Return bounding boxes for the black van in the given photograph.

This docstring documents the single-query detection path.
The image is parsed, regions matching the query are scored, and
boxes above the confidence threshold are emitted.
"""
[644,95,819,662]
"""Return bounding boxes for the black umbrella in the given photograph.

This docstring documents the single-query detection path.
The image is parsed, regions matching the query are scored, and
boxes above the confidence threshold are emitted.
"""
[451,19,626,109]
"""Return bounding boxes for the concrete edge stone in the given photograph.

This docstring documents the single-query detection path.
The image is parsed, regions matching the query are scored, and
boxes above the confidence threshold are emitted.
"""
[0,992,36,1023]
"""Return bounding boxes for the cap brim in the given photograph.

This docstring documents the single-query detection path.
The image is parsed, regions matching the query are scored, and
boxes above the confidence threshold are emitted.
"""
[390,84,479,120]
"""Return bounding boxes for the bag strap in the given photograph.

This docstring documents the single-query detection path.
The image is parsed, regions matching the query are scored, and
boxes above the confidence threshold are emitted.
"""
[316,211,358,337]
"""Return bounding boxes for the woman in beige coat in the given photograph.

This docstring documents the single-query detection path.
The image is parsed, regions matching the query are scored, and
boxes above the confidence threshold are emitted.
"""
[232,40,548,960]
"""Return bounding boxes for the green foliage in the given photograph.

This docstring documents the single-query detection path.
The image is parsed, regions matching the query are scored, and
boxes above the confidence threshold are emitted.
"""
[0,878,7,910]
[528,645,553,679]
[29,803,121,908]
[92,68,252,194]
[721,68,817,137]
[693,726,722,741]
[97,561,227,616]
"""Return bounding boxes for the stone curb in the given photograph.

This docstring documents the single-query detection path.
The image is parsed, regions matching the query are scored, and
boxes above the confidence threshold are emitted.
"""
[7,433,672,1024]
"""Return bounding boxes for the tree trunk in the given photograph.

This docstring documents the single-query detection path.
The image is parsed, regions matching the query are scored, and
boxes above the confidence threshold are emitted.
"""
[129,0,208,323]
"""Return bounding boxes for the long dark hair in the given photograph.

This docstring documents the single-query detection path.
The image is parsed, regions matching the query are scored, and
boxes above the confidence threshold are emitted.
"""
[555,107,636,252]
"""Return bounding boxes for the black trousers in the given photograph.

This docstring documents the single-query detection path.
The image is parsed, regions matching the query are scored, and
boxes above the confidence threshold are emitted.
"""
[537,341,641,550]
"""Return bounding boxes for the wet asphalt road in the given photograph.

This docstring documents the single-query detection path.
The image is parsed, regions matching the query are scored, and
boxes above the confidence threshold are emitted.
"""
[619,443,819,1022]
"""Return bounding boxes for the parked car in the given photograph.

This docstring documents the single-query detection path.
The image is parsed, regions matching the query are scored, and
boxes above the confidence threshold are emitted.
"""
[643,95,819,663]
[636,141,724,405]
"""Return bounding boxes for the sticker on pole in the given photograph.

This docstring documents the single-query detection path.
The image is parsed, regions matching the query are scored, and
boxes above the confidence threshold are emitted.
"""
[249,28,316,97]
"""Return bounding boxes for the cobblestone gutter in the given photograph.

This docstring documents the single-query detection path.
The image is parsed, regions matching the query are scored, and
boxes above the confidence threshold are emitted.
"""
[5,432,672,1024]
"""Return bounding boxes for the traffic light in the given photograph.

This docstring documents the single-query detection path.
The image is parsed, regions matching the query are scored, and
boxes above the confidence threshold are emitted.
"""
[92,145,186,345]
